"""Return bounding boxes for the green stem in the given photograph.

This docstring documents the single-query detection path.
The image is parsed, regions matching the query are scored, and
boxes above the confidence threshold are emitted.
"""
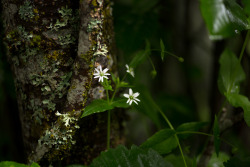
[151,49,184,62]
[107,110,111,150]
[239,30,250,62]
[175,135,188,167]
[155,104,174,130]
[148,56,156,71]
[106,89,109,103]
[176,131,237,148]
[154,104,187,167]
[110,86,117,103]
[176,131,213,137]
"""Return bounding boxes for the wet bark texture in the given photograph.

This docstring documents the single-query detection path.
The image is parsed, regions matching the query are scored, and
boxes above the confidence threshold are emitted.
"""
[2,0,123,165]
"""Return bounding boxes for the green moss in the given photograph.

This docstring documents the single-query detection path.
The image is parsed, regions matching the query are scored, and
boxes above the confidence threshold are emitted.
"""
[92,0,98,7]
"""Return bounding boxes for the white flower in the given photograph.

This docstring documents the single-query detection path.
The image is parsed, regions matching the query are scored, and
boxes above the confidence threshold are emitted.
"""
[93,65,110,82]
[124,88,140,105]
[125,64,135,77]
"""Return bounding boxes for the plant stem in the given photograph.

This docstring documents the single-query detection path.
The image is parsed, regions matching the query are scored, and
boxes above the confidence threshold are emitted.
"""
[151,49,184,62]
[175,135,188,167]
[148,56,156,71]
[239,30,250,62]
[106,89,109,103]
[155,104,174,130]
[176,131,237,148]
[107,110,111,150]
[154,104,187,167]
[176,131,213,137]
[110,86,117,103]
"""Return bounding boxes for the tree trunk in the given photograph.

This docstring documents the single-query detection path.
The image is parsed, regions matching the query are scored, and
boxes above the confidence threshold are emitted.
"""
[2,0,123,165]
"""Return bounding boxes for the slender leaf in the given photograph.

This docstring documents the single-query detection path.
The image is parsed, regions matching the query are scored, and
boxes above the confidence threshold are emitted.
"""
[160,39,165,61]
[225,93,250,126]
[81,99,113,118]
[140,129,177,154]
[218,49,245,94]
[90,145,170,167]
[213,115,220,157]
[200,0,249,39]
[176,122,208,139]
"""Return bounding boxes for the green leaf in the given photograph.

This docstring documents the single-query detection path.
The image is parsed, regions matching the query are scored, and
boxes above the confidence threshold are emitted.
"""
[129,40,151,68]
[225,93,250,126]
[140,129,177,154]
[207,152,230,167]
[160,39,165,61]
[81,99,113,118]
[0,161,40,167]
[218,49,245,94]
[118,81,130,88]
[90,145,170,167]
[200,0,249,39]
[224,157,250,167]
[213,115,220,157]
[176,122,208,138]
[111,98,130,108]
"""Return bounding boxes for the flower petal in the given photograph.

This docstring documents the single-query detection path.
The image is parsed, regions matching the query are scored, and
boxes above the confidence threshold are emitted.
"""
[129,100,133,105]
[124,94,129,98]
[133,92,139,97]
[103,76,109,79]
[134,98,140,102]
[129,88,133,95]
[103,68,109,73]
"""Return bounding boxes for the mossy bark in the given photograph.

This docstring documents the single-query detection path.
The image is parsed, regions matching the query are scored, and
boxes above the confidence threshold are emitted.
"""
[2,0,123,165]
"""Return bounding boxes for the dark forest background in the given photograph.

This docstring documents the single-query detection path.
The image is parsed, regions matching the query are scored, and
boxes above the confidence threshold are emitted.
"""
[1,0,250,164]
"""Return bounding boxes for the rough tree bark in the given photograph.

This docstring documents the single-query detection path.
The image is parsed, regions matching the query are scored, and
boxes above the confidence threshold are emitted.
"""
[2,0,123,166]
